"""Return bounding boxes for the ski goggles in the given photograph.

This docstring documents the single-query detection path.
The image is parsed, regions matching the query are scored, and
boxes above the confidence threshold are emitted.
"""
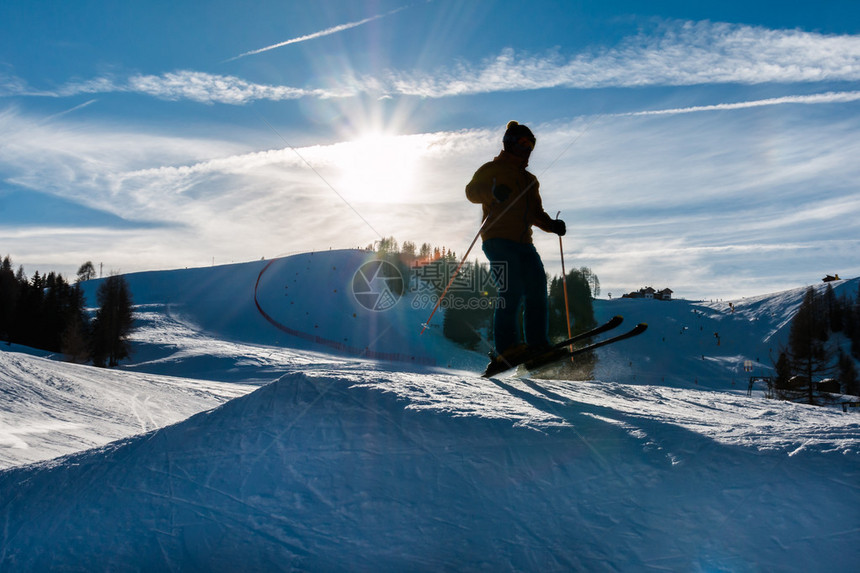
[516,137,535,151]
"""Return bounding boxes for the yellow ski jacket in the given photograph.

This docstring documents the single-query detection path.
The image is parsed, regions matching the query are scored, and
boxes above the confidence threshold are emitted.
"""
[465,150,555,244]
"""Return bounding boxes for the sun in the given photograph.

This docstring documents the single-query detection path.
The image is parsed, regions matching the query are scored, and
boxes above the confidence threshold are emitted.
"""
[334,131,420,204]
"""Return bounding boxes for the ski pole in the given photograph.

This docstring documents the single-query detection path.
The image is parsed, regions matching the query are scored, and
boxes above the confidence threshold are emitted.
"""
[420,212,491,335]
[557,211,573,356]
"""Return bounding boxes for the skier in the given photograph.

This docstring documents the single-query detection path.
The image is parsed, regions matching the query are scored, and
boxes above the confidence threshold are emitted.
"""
[465,121,566,371]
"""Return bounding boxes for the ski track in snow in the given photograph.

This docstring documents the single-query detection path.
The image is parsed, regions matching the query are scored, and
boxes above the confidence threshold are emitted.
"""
[344,369,860,457]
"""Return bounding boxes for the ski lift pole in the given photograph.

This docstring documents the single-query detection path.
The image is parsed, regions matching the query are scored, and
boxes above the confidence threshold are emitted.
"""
[420,213,491,335]
[557,211,573,356]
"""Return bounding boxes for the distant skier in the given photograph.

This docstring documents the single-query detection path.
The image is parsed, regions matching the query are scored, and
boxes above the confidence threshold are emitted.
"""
[465,121,566,371]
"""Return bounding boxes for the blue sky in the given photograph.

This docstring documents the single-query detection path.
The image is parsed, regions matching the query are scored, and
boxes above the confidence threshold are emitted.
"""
[1,0,859,300]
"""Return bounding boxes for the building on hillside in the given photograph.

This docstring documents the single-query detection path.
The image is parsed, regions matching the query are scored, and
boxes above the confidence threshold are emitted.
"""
[822,274,841,282]
[816,379,841,393]
[622,287,673,300]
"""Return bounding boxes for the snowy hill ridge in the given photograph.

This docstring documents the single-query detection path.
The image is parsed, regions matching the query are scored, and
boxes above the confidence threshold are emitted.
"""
[77,249,468,373]
[77,249,859,389]
[594,277,860,390]
[1,251,858,571]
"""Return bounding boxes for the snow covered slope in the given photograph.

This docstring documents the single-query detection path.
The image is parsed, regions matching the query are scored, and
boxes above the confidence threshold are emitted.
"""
[1,370,857,571]
[79,249,859,390]
[1,250,479,470]
[0,349,252,469]
[78,249,479,377]
[595,279,860,389]
[1,252,858,571]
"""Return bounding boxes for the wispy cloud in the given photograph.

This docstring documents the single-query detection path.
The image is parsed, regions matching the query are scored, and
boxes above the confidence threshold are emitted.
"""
[126,71,342,103]
[388,21,860,96]
[0,71,55,97]
[13,20,860,105]
[1,71,346,103]
[61,71,353,103]
[225,4,411,62]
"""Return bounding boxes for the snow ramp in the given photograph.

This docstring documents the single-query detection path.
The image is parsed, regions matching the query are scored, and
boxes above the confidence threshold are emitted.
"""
[1,371,857,572]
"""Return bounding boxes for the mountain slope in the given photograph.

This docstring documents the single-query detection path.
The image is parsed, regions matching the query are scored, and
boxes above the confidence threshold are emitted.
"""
[1,253,858,571]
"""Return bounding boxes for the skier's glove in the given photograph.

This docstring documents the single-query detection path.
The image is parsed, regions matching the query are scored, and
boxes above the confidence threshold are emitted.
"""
[551,219,567,236]
[493,184,513,203]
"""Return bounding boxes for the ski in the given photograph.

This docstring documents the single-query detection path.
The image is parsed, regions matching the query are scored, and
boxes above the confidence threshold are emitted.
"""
[481,315,624,378]
[550,314,624,351]
[523,323,648,373]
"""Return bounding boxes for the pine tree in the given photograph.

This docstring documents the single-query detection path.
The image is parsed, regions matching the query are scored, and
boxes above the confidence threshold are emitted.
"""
[852,282,860,360]
[376,236,398,254]
[824,283,838,331]
[840,293,855,339]
[400,241,417,260]
[548,268,597,340]
[419,243,432,261]
[59,281,90,362]
[838,350,859,397]
[786,287,834,404]
[0,255,19,341]
[774,351,792,396]
[41,272,64,351]
[441,261,494,350]
[14,271,44,348]
[542,268,598,380]
[91,274,135,367]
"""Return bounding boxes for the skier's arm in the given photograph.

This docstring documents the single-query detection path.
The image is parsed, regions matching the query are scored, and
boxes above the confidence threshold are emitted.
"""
[465,166,494,205]
[534,210,555,232]
[531,184,554,231]
[531,186,567,236]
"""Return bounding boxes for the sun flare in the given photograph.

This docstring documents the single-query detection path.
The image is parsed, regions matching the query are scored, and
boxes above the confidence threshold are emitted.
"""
[334,132,420,203]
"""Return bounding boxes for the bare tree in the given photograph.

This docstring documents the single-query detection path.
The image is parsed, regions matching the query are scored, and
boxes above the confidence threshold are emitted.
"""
[76,261,96,283]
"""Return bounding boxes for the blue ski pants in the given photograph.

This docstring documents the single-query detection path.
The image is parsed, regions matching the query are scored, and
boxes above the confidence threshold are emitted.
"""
[482,238,549,354]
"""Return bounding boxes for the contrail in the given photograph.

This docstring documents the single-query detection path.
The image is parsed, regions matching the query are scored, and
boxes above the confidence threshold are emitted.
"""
[616,91,860,117]
[224,5,410,63]
[43,99,98,121]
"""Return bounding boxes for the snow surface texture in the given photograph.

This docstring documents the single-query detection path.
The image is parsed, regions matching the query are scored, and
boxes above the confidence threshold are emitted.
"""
[0,349,251,469]
[1,250,858,572]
